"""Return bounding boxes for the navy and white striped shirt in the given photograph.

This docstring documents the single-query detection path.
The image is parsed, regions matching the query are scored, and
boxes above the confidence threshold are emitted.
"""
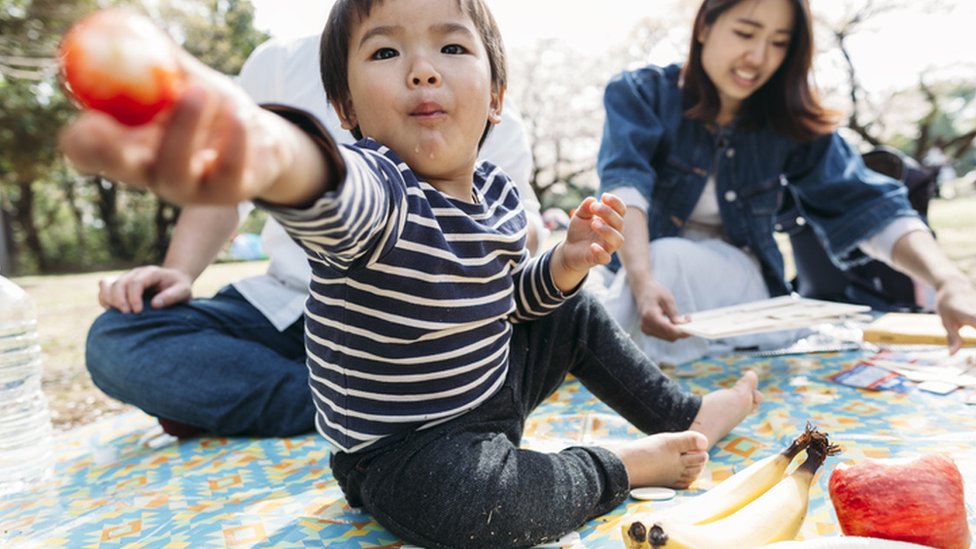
[267,139,568,453]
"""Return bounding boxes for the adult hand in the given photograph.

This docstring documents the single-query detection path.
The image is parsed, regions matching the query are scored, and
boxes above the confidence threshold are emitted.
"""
[634,279,690,342]
[98,266,194,314]
[934,276,976,354]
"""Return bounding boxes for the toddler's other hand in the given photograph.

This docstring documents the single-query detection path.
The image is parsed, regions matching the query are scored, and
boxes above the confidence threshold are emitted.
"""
[560,193,626,271]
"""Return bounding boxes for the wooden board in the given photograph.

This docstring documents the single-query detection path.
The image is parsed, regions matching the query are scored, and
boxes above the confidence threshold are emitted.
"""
[862,312,976,346]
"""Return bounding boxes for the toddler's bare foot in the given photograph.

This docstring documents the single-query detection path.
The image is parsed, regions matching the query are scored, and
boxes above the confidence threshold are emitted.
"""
[604,431,709,489]
[691,370,761,448]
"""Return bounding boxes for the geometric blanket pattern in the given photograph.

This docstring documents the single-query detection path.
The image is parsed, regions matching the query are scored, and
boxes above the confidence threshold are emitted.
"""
[3,350,975,547]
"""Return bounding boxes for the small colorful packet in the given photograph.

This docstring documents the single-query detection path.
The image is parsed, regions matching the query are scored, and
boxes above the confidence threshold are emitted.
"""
[830,362,913,393]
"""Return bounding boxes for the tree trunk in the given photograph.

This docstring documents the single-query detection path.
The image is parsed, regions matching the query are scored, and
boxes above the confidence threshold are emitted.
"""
[13,178,48,272]
[152,199,178,263]
[0,199,15,274]
[91,177,129,259]
[61,178,87,262]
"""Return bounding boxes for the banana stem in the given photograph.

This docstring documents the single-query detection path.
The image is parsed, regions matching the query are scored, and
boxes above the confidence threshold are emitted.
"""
[781,423,817,460]
[796,427,842,477]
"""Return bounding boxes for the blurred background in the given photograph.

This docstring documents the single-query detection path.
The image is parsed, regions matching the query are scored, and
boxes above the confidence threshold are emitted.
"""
[0,0,973,276]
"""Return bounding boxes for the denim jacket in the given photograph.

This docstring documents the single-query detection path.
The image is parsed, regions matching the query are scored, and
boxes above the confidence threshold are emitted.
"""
[597,63,918,296]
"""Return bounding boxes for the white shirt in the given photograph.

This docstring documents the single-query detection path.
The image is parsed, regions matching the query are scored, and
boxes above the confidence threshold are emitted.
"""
[687,174,722,227]
[233,34,544,330]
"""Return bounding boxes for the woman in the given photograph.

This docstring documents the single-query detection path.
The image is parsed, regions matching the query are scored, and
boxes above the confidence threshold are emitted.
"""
[597,0,976,364]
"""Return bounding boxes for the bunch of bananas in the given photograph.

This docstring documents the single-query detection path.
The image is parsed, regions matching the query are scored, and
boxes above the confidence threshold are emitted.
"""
[622,425,839,549]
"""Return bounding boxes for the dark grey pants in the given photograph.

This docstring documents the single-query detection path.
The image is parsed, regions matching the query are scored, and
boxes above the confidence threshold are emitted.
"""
[330,291,702,548]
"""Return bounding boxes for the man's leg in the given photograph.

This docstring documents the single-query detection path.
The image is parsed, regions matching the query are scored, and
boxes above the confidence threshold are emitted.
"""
[85,285,313,436]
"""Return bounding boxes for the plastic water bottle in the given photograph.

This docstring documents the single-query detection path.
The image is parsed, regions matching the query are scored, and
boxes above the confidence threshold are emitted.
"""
[0,274,53,496]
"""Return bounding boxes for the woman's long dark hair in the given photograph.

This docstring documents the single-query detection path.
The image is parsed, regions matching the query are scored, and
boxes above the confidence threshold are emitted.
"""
[681,0,837,141]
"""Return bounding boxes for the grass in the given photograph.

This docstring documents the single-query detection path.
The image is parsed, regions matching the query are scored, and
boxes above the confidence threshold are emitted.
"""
[11,195,976,432]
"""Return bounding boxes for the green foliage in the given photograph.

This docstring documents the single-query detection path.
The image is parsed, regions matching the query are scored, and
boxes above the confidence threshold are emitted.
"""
[239,208,268,235]
[0,0,269,274]
[886,79,976,175]
[162,0,268,76]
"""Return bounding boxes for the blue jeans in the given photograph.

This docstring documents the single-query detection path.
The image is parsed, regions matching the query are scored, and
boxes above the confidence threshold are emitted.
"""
[86,285,314,436]
[331,291,701,549]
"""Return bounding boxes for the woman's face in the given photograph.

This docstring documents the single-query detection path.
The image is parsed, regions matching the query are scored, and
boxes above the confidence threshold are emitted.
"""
[699,0,796,123]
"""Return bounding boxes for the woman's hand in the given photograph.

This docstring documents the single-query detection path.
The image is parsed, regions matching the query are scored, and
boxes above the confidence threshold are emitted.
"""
[934,276,976,354]
[633,278,690,341]
[889,230,976,355]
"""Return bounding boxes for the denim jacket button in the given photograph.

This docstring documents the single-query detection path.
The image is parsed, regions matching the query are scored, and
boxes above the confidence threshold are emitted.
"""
[795,216,807,226]
[726,148,735,159]
[724,190,737,202]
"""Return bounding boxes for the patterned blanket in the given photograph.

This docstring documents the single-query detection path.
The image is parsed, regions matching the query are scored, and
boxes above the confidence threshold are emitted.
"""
[3,350,974,548]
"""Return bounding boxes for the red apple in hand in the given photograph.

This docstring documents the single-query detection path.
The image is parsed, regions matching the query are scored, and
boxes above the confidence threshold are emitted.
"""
[828,453,971,549]
[59,9,186,125]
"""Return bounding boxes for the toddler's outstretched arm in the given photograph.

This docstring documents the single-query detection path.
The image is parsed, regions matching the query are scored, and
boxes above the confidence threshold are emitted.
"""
[550,193,627,293]
[58,10,334,208]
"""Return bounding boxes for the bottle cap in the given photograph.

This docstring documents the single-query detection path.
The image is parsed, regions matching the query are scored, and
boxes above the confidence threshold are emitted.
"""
[629,487,676,501]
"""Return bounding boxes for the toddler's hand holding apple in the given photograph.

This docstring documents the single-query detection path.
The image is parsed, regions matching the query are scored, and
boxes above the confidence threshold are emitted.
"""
[57,9,321,207]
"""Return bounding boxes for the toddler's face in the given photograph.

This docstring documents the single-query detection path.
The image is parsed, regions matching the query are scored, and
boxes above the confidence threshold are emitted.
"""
[340,0,501,184]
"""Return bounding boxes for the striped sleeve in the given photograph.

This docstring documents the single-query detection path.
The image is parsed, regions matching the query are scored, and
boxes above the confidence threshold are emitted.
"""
[262,146,406,269]
[510,247,571,322]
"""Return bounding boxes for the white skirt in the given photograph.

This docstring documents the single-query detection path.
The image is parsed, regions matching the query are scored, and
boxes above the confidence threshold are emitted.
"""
[590,236,801,365]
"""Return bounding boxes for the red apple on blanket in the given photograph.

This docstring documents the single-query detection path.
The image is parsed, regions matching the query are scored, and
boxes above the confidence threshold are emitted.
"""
[828,453,971,549]
[59,9,186,125]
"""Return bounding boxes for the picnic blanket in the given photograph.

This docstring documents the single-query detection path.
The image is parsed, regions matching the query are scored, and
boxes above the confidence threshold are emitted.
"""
[3,350,975,548]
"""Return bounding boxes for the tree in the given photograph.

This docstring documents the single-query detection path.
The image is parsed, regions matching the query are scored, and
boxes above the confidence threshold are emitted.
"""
[0,0,101,272]
[817,0,975,175]
[509,17,673,212]
[93,0,270,268]
[0,0,268,274]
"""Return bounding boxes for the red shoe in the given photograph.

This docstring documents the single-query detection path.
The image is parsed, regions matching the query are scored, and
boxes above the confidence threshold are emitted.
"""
[157,418,204,438]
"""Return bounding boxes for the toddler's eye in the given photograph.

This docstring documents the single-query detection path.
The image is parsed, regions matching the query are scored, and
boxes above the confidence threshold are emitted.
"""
[371,47,398,60]
[442,44,467,55]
